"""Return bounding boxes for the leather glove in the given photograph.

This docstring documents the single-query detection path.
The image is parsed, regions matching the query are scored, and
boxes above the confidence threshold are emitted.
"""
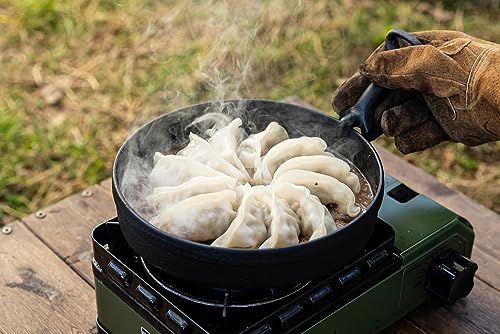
[332,30,500,154]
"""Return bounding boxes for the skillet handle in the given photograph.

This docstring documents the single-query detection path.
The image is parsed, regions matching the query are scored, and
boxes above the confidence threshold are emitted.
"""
[338,29,422,141]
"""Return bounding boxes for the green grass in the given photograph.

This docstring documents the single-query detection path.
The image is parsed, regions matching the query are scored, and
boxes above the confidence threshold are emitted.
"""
[0,0,499,224]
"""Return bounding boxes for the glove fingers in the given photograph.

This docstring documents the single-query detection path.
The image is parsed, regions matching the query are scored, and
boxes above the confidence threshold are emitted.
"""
[381,97,432,137]
[412,30,496,47]
[332,72,371,114]
[359,45,467,97]
[411,30,470,44]
[394,119,449,154]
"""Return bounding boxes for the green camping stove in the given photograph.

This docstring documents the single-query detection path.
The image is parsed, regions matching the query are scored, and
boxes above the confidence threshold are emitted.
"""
[92,174,477,334]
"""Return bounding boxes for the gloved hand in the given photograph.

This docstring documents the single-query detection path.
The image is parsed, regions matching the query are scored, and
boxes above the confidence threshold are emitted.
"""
[332,30,500,154]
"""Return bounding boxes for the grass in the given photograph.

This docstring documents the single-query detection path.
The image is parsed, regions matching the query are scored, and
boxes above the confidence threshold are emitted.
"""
[0,0,498,225]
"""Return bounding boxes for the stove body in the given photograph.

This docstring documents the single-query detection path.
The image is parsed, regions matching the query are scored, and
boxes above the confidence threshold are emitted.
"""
[92,175,476,334]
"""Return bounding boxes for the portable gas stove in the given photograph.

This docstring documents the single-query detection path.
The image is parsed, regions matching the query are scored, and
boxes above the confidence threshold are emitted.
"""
[92,174,477,334]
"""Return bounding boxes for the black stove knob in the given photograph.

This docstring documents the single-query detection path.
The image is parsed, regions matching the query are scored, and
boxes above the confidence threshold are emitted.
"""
[136,285,160,312]
[106,261,131,287]
[425,250,478,304]
[278,303,304,328]
[166,309,189,333]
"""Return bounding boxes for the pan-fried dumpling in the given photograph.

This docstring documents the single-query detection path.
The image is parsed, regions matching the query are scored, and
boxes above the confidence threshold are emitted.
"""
[254,137,327,185]
[259,195,300,249]
[149,153,226,187]
[272,170,360,217]
[272,182,337,240]
[178,133,249,181]
[342,172,361,194]
[153,189,237,241]
[212,185,272,248]
[147,175,237,209]
[238,122,288,171]
[273,155,361,193]
[208,118,249,177]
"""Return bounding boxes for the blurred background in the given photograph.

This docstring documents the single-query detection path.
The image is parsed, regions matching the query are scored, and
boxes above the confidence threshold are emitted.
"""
[0,0,498,225]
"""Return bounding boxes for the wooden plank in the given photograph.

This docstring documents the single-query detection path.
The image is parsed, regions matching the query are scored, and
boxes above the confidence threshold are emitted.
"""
[62,179,116,286]
[23,183,115,262]
[407,278,500,334]
[69,248,95,287]
[375,145,500,260]
[23,183,115,284]
[0,221,97,334]
[100,178,112,195]
[471,247,500,292]
[69,180,116,285]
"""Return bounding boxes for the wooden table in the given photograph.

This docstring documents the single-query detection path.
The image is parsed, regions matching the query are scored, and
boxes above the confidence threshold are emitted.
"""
[1,147,499,334]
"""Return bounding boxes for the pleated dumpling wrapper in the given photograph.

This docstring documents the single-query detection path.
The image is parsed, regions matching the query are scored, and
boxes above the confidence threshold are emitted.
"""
[259,194,301,249]
[272,169,360,217]
[254,137,328,185]
[273,155,361,193]
[149,153,226,187]
[152,189,238,241]
[271,182,337,240]
[212,184,272,248]
[178,133,249,182]
[147,175,237,210]
[208,118,249,178]
[238,122,288,172]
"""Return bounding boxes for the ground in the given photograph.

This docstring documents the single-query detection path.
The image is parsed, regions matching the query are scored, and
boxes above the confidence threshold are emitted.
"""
[0,0,498,225]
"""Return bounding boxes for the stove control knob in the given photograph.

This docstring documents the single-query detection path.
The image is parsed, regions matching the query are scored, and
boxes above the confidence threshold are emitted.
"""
[166,309,189,333]
[278,303,303,328]
[425,250,478,304]
[308,285,333,306]
[106,261,131,287]
[136,285,160,312]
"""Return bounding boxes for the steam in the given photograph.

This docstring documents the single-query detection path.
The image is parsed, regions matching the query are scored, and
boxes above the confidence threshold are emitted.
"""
[118,1,366,220]
[187,112,234,137]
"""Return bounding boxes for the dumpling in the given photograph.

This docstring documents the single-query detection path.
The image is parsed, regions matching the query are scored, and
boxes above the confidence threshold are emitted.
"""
[342,172,361,194]
[272,170,360,217]
[178,133,249,181]
[149,153,226,187]
[259,195,300,249]
[208,118,249,177]
[212,185,272,248]
[254,137,328,185]
[272,182,337,240]
[273,155,360,193]
[147,175,237,209]
[238,122,288,171]
[153,189,237,241]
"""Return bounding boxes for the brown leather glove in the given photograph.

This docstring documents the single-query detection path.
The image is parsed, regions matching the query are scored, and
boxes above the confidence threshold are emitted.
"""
[332,30,500,154]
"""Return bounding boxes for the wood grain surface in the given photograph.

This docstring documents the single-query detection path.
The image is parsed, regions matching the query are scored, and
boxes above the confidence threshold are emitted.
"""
[22,182,116,286]
[0,222,97,334]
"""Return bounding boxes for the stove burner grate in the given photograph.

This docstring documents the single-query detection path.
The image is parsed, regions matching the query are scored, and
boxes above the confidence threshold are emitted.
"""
[140,257,310,309]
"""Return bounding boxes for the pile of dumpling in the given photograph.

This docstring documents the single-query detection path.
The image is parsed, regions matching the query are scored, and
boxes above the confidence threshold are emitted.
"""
[147,118,362,249]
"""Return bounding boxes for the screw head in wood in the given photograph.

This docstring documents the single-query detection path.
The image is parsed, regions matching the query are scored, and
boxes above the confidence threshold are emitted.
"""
[35,211,46,219]
[1,226,12,235]
[81,189,93,197]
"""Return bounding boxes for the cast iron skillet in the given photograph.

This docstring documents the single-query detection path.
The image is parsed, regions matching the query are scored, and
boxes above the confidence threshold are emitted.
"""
[112,99,384,289]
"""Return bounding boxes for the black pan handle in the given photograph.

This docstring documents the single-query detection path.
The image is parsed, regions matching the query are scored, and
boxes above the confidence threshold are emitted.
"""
[338,29,422,141]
